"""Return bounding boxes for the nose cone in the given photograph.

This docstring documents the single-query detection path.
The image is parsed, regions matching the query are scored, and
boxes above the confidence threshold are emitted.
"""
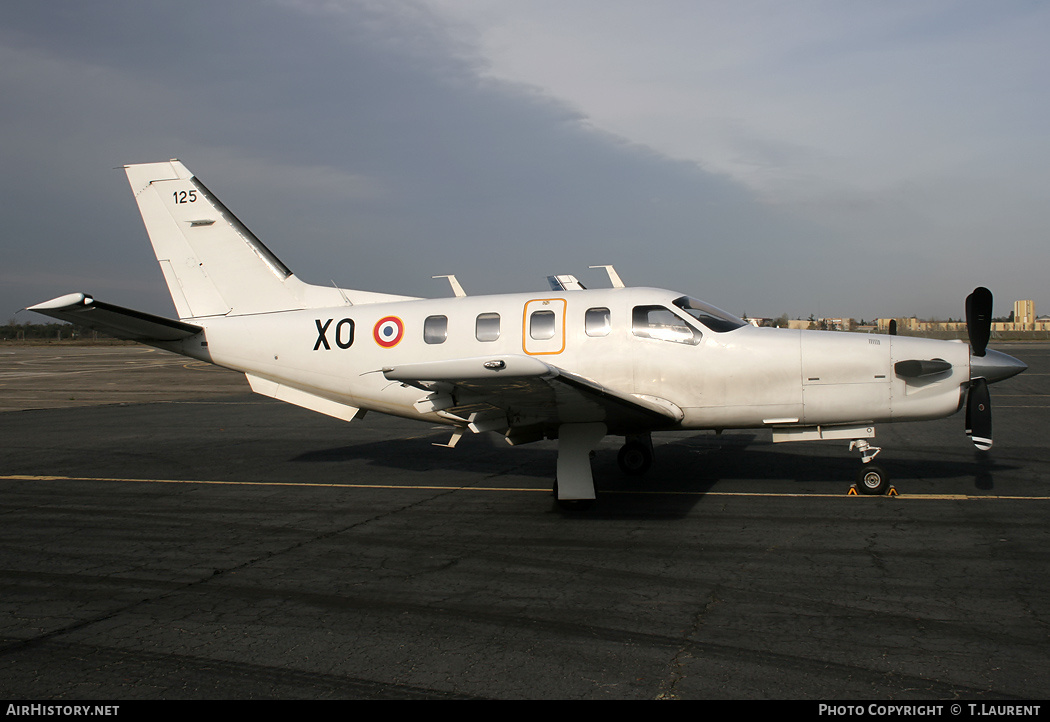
[971,348,1027,384]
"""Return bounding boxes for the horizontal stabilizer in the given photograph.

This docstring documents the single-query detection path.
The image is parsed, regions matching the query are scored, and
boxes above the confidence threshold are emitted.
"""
[26,293,202,342]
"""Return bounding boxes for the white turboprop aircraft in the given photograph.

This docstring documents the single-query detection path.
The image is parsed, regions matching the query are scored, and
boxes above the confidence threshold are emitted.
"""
[29,160,1027,507]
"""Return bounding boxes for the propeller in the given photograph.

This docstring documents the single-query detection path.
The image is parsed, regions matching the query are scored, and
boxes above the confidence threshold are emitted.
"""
[892,287,1023,451]
[964,287,995,450]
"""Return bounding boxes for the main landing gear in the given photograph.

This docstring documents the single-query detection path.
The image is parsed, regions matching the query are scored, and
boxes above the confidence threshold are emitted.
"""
[552,428,655,511]
[552,422,606,511]
[617,434,654,476]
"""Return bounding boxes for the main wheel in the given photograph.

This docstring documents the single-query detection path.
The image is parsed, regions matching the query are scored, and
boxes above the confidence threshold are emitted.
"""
[617,441,653,476]
[857,464,889,495]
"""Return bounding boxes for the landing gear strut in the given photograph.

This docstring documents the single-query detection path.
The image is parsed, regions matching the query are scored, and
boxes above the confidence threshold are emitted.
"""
[553,422,606,510]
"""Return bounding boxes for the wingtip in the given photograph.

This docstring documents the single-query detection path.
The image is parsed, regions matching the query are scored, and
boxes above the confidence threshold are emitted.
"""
[26,292,91,311]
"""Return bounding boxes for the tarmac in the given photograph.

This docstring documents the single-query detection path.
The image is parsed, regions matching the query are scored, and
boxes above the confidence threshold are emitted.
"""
[0,343,1048,700]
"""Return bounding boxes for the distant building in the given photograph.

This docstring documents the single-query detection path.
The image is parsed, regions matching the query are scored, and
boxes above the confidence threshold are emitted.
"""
[1014,300,1035,329]
[782,318,854,331]
[873,300,1048,335]
[876,317,921,333]
[779,300,1046,335]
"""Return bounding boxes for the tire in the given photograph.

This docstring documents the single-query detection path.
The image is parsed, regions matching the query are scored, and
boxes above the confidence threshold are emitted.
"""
[857,464,889,495]
[617,441,653,476]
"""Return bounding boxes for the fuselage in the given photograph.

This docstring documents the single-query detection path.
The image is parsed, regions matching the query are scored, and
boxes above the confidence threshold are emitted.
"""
[163,286,973,435]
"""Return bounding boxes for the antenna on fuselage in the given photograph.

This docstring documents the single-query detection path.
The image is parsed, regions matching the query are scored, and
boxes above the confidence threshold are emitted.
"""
[433,275,467,297]
[331,281,352,306]
[589,265,626,288]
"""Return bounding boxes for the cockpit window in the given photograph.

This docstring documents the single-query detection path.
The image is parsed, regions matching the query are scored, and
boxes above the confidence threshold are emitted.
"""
[672,296,746,333]
[632,305,702,345]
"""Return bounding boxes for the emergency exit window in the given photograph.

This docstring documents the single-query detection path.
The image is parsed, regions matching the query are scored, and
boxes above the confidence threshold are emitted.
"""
[530,310,556,340]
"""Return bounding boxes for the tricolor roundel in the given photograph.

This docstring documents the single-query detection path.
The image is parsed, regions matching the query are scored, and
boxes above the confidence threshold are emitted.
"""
[373,316,405,348]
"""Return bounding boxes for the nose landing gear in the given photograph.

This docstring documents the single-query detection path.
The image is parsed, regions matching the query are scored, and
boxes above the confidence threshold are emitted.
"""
[850,439,889,495]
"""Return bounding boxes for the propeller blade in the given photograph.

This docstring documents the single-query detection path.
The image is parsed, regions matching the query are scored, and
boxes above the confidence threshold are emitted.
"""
[965,385,971,435]
[966,287,992,357]
[966,377,992,451]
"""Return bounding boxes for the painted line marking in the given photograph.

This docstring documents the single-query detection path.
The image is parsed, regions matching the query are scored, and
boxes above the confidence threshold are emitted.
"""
[2,475,1049,500]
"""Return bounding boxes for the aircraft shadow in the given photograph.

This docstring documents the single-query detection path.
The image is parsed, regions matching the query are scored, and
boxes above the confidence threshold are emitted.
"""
[290,429,1017,516]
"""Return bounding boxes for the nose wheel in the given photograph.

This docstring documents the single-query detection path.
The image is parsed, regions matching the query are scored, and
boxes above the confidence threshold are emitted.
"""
[850,439,889,495]
[856,464,889,495]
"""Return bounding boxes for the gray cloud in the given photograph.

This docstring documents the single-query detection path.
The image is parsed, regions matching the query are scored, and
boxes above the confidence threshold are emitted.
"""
[5,0,1033,326]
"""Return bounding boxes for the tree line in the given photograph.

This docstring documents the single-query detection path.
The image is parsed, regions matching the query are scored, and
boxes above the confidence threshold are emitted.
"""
[1,321,114,341]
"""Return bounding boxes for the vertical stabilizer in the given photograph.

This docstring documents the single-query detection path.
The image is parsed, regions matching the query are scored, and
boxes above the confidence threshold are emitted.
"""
[125,160,304,318]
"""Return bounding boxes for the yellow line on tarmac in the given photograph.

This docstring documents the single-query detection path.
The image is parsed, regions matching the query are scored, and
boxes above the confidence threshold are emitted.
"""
[2,475,1049,500]
[0,474,539,493]
[603,489,1050,500]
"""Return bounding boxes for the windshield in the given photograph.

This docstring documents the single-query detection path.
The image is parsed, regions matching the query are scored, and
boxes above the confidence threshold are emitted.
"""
[672,296,747,333]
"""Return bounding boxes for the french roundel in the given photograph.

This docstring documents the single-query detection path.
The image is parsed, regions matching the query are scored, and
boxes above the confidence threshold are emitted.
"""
[373,316,404,348]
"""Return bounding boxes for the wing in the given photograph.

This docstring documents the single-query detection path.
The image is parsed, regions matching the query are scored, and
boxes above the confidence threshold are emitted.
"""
[26,293,202,342]
[382,355,682,442]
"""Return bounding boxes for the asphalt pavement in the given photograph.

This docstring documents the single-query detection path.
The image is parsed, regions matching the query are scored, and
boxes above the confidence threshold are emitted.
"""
[1,344,1047,700]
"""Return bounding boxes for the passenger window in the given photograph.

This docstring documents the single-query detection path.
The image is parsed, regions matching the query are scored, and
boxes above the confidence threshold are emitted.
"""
[585,307,610,337]
[530,310,556,340]
[476,312,501,342]
[632,305,701,345]
[424,315,447,344]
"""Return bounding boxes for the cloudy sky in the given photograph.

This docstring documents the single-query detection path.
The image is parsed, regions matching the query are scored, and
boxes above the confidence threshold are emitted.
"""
[4,0,1048,323]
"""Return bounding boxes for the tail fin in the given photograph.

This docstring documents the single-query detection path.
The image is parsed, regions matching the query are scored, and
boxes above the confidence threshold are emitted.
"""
[126,160,309,318]
[126,160,418,318]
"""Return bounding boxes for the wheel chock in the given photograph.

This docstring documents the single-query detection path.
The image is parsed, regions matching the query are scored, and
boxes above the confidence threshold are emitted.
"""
[848,484,899,496]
